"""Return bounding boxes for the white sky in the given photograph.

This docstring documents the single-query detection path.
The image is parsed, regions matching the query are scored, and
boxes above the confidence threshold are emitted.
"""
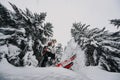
[0,0,120,46]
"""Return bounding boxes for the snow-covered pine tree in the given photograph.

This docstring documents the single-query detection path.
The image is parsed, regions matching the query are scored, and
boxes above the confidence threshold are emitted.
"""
[0,3,15,27]
[55,43,63,63]
[71,22,120,72]
[110,19,120,29]
[0,3,53,67]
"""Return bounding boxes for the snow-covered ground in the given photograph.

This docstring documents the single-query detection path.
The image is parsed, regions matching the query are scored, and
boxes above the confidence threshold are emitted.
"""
[0,59,90,80]
[1,59,120,80]
[81,66,120,80]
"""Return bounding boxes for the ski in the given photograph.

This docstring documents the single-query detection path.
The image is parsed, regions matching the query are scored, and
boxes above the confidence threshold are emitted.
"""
[56,54,76,69]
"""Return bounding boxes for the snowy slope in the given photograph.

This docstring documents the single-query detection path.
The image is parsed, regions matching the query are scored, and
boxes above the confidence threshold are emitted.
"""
[0,59,90,80]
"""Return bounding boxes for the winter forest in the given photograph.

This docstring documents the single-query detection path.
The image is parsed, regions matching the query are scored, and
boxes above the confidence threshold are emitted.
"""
[0,0,120,80]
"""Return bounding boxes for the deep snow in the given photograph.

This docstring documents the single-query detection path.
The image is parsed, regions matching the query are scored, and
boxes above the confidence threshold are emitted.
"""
[1,59,120,80]
[0,59,90,80]
[81,66,120,80]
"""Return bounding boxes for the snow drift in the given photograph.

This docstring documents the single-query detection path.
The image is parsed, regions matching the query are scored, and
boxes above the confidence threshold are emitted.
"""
[0,59,90,80]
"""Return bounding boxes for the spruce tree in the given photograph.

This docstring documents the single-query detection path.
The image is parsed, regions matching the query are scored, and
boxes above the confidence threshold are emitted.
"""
[55,43,63,63]
[110,19,120,29]
[71,22,120,72]
[0,3,53,67]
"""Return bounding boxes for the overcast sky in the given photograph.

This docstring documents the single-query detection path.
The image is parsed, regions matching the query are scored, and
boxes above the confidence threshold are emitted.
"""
[0,0,120,46]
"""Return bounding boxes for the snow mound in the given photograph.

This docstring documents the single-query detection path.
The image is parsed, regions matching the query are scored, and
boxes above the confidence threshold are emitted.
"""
[0,59,90,80]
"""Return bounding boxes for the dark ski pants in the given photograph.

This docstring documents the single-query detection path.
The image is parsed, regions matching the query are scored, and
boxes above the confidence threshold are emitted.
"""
[41,52,55,67]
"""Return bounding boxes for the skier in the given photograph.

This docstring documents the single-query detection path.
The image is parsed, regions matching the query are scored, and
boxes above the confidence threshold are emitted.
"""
[41,39,57,67]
